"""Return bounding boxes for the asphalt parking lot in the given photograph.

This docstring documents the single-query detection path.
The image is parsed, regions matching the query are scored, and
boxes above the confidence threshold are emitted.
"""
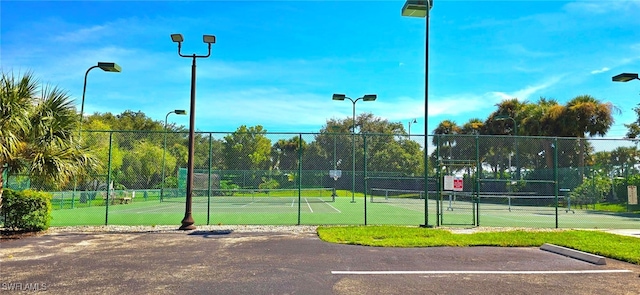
[1,228,639,295]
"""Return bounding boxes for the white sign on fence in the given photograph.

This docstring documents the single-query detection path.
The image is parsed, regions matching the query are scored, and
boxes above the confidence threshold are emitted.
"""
[628,185,638,205]
[444,175,454,191]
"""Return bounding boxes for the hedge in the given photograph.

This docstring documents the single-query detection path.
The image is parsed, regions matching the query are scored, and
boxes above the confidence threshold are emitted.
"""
[1,189,52,231]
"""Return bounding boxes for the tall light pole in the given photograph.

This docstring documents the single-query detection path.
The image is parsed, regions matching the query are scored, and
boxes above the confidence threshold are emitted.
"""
[333,93,377,203]
[80,62,121,128]
[75,62,120,209]
[495,115,520,180]
[402,0,433,227]
[408,118,417,138]
[161,109,187,202]
[171,33,215,230]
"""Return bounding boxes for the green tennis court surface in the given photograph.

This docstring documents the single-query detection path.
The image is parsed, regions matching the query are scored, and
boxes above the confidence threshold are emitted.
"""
[49,188,639,228]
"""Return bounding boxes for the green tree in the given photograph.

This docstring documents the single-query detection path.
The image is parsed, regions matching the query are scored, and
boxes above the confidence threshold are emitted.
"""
[120,141,165,189]
[312,114,422,177]
[625,103,640,140]
[431,120,463,175]
[79,120,124,190]
[272,136,306,171]
[223,125,272,171]
[1,71,98,207]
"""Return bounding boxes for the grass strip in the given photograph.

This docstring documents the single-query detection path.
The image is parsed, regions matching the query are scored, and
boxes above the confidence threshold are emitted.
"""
[317,225,640,265]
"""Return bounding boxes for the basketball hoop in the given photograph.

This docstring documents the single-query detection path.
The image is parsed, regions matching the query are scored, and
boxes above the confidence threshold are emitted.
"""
[329,169,342,181]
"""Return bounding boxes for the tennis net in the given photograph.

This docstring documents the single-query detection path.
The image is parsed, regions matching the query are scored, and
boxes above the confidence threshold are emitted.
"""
[441,192,571,213]
[161,187,336,204]
[369,188,432,203]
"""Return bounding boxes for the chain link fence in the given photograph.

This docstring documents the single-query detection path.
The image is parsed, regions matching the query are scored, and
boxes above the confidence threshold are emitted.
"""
[4,130,638,228]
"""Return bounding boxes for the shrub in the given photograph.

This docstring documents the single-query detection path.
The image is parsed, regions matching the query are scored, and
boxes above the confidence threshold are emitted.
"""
[1,189,52,231]
[220,180,239,196]
[259,178,280,191]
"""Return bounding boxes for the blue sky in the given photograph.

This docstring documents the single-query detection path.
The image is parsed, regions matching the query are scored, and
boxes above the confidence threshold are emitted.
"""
[2,0,640,138]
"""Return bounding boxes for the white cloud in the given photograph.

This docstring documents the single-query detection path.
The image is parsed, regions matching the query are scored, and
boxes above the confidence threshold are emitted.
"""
[563,0,640,15]
[490,76,563,102]
[53,25,108,43]
[502,44,555,58]
[590,67,610,74]
[193,88,334,132]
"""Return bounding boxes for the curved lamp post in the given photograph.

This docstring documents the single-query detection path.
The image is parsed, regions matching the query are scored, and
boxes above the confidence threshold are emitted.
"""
[80,62,121,127]
[402,0,433,227]
[74,62,120,210]
[408,118,417,138]
[161,110,187,202]
[171,33,215,230]
[495,115,520,180]
[332,93,377,203]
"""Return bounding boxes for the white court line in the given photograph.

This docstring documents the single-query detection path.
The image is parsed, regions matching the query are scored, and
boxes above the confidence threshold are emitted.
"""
[382,202,424,213]
[241,201,255,208]
[323,200,341,213]
[331,270,632,275]
[305,198,313,213]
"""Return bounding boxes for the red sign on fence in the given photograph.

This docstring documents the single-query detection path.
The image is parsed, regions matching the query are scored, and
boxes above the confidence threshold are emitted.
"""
[453,177,463,192]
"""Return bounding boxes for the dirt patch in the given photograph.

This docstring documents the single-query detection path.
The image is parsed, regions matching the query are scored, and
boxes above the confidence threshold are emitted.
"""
[0,229,47,242]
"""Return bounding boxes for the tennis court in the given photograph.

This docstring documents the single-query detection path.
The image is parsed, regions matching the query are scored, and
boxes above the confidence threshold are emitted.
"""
[48,187,640,229]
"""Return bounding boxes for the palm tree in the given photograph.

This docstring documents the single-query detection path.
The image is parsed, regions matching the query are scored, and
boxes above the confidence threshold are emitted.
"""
[624,103,640,140]
[1,71,98,209]
[432,120,462,174]
[564,95,617,177]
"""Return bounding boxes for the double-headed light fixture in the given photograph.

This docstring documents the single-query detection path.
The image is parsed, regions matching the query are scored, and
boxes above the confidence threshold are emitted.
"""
[171,33,215,230]
[332,93,377,204]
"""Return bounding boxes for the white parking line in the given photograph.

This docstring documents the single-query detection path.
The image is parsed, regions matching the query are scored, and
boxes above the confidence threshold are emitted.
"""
[331,270,632,275]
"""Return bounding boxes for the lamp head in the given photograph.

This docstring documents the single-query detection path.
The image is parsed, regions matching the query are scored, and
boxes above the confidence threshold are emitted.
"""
[174,110,187,115]
[612,73,639,82]
[411,118,417,123]
[203,35,216,44]
[332,94,346,101]
[494,114,511,121]
[97,62,121,72]
[401,0,433,17]
[170,33,184,43]
[362,94,377,101]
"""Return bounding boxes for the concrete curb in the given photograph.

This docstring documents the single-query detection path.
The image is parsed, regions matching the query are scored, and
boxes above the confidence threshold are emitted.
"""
[540,243,606,265]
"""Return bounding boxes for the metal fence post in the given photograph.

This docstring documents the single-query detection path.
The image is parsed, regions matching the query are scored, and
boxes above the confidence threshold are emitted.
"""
[422,133,430,228]
[436,134,441,227]
[297,133,302,225]
[105,131,113,226]
[207,133,213,225]
[364,132,368,225]
[554,137,559,228]
[475,135,480,226]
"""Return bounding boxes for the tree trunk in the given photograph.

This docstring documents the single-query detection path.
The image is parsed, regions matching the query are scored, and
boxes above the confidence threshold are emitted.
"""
[544,140,554,169]
[578,138,585,180]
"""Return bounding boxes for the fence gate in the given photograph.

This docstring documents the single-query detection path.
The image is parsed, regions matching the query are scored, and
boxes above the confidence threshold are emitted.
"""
[437,160,477,226]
